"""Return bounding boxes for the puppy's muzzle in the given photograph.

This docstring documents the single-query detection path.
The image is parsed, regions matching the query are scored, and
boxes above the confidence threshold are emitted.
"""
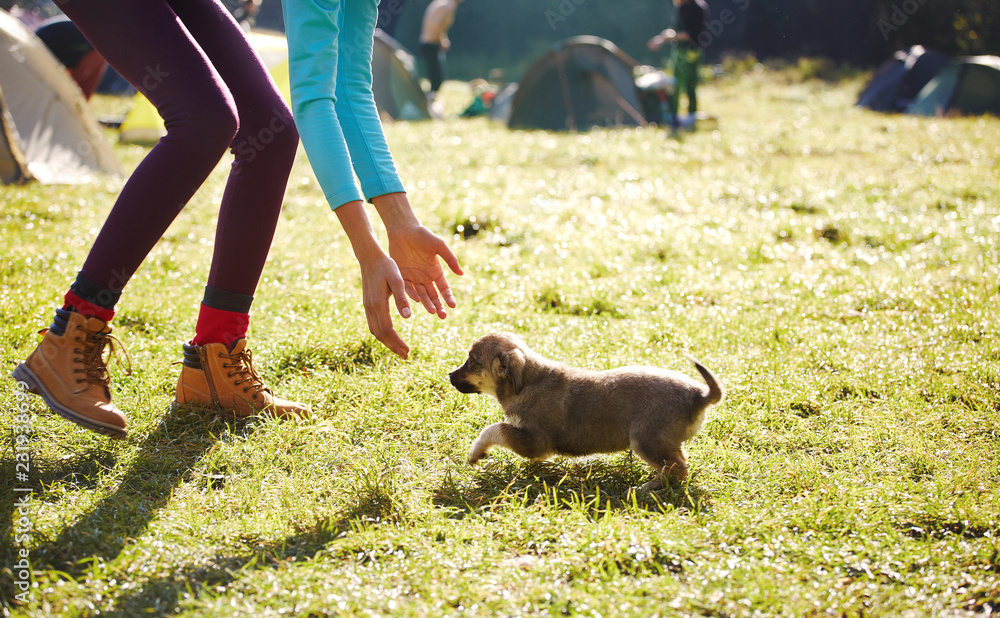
[449,368,480,394]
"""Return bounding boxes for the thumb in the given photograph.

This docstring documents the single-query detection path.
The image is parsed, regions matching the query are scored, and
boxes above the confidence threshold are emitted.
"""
[439,245,464,276]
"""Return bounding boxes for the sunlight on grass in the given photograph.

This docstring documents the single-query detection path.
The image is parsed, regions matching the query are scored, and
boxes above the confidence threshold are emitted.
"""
[1,71,998,615]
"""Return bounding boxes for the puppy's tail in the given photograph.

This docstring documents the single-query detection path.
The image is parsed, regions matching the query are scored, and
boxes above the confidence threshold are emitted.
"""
[685,354,724,406]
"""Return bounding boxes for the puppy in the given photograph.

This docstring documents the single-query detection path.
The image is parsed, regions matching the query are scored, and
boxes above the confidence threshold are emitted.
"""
[449,332,723,489]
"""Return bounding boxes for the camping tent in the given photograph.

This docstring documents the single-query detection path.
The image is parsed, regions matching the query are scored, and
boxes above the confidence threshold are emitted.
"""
[372,29,433,121]
[488,82,518,125]
[507,36,647,132]
[857,45,949,112]
[0,9,121,184]
[906,56,1000,117]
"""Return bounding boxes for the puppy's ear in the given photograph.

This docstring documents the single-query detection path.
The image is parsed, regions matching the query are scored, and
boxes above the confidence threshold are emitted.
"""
[498,348,526,394]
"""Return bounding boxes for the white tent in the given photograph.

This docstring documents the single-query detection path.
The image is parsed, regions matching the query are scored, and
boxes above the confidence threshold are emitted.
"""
[0,9,121,184]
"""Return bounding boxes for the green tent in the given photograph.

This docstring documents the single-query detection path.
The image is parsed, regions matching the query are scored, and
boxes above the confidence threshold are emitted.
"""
[372,30,434,121]
[507,36,646,132]
[907,56,1000,117]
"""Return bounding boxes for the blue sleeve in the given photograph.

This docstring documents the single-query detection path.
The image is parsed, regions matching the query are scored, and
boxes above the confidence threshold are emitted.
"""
[281,0,405,210]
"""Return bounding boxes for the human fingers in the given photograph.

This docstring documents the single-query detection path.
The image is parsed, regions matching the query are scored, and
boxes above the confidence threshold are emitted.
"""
[387,270,412,320]
[363,267,410,359]
[414,282,443,316]
[435,273,457,309]
[365,297,409,359]
[403,280,421,303]
[439,244,464,277]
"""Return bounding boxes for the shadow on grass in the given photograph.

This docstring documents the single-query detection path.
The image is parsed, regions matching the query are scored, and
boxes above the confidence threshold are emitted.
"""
[93,469,710,617]
[96,505,376,616]
[74,459,709,616]
[3,410,401,614]
[0,441,119,604]
[25,407,259,576]
[431,457,712,517]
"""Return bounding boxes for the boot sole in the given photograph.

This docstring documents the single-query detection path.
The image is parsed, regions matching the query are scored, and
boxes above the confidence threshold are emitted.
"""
[11,364,128,439]
[170,400,308,421]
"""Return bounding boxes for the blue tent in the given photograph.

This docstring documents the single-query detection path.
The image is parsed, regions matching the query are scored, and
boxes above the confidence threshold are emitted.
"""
[857,46,949,113]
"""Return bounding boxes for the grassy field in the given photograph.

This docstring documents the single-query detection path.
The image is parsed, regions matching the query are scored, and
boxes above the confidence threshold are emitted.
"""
[1,68,998,616]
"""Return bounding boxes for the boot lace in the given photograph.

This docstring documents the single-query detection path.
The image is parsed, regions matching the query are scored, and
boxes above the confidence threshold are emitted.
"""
[72,324,132,387]
[220,348,271,398]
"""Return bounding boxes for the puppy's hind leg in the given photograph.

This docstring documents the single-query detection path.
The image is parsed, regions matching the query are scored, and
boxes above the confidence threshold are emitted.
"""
[468,423,550,465]
[631,437,688,490]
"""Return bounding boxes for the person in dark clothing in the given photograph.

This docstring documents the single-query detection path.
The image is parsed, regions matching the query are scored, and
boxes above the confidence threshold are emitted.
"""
[34,18,107,100]
[648,0,707,129]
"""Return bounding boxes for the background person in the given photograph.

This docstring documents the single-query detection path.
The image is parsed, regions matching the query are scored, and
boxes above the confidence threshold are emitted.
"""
[419,0,462,103]
[231,0,263,31]
[648,0,708,129]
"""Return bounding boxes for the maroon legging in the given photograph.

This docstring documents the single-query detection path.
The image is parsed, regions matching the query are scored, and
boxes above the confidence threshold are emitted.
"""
[61,0,298,299]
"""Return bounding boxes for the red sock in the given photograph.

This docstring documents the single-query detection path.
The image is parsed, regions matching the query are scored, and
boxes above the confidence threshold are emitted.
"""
[64,291,115,322]
[191,304,250,348]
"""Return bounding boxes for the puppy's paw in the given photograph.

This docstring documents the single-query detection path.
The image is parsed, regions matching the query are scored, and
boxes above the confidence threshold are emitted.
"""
[640,477,664,491]
[467,449,490,466]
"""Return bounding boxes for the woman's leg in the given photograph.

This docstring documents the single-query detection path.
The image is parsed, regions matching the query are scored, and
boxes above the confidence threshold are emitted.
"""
[21,0,305,434]
[60,0,242,317]
[164,1,308,418]
[64,0,297,319]
[165,0,299,348]
[17,0,242,438]
[168,0,298,299]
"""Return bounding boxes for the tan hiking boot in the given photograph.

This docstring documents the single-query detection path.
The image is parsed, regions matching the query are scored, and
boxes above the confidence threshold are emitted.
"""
[174,338,309,419]
[12,308,129,438]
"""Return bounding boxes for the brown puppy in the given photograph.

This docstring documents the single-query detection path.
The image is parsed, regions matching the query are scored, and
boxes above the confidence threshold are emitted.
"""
[449,332,723,489]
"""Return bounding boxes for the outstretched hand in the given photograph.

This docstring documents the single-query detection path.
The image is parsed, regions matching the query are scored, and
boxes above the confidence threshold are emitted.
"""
[388,224,464,319]
[356,251,413,359]
[340,194,464,359]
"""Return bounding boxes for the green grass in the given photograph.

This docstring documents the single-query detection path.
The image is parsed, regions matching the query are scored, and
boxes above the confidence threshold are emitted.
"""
[1,70,998,616]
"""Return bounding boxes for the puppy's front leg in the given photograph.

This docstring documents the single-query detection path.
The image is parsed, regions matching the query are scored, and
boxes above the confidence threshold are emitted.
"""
[468,423,549,465]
